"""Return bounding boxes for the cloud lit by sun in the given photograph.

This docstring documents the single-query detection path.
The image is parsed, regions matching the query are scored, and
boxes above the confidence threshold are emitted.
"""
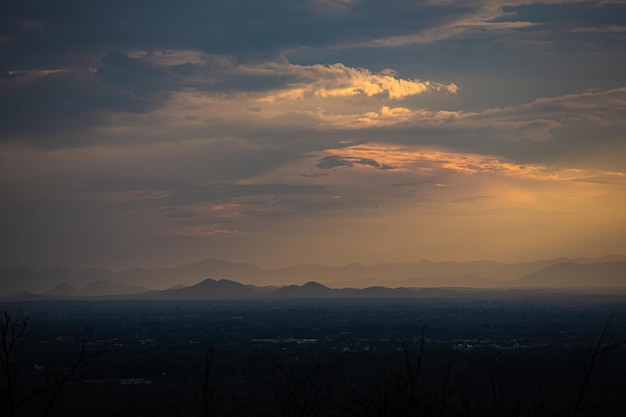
[1,0,625,269]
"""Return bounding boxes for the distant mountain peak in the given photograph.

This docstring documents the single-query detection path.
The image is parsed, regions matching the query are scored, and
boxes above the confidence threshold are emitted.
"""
[80,280,148,296]
[302,281,330,289]
[192,278,218,287]
[2,255,626,299]
[47,282,79,295]
[508,261,626,288]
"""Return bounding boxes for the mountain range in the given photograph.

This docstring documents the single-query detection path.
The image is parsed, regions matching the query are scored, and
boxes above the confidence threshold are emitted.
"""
[0,256,625,301]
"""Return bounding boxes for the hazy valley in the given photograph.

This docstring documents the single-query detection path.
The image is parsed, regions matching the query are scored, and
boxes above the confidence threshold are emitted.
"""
[2,255,625,300]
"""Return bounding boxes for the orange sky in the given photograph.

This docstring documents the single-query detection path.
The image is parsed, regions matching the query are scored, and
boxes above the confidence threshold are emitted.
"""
[1,1,625,269]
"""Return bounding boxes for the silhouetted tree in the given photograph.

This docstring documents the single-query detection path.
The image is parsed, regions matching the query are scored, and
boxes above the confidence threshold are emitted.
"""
[0,311,100,417]
[570,317,624,417]
[41,338,100,417]
[0,311,31,417]
[198,346,217,417]
[263,355,340,417]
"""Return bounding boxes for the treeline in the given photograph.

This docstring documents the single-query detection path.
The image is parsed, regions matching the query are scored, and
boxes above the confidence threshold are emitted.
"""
[178,333,625,417]
[1,312,625,417]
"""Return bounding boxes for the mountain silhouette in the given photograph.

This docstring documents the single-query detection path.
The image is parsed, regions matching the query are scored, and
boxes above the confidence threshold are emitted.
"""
[79,280,149,296]
[506,261,626,288]
[47,282,79,296]
[2,256,625,298]
[271,281,334,298]
[136,278,258,300]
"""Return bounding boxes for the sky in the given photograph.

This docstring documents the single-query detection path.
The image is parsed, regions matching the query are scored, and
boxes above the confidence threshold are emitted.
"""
[1,0,625,270]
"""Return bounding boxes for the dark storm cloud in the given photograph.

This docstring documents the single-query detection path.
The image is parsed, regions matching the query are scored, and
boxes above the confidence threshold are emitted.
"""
[392,181,432,187]
[95,52,173,95]
[509,2,626,29]
[0,1,478,67]
[0,47,421,145]
[0,52,180,144]
[316,155,394,170]
[0,70,151,137]
[300,173,327,178]
[0,0,482,143]
[93,52,285,95]
[4,0,622,151]
[316,155,353,169]
[0,0,484,147]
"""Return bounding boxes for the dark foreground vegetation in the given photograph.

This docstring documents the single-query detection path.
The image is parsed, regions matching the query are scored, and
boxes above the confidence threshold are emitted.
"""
[1,294,625,416]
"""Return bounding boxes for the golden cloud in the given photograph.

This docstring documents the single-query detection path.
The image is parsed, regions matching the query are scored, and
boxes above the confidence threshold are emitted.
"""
[253,63,457,101]
[321,144,625,182]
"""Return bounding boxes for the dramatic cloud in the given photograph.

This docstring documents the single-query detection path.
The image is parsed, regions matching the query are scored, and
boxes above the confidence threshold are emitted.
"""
[1,0,625,269]
[316,155,395,170]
